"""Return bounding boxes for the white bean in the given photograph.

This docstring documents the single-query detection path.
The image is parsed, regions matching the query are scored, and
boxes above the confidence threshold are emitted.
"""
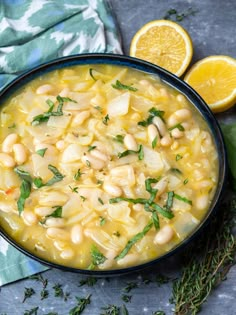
[196,194,209,211]
[0,153,16,168]
[60,248,75,260]
[71,224,84,244]
[147,124,159,143]
[175,109,191,120]
[54,240,67,250]
[81,154,105,170]
[13,143,27,164]
[154,225,174,245]
[90,149,108,162]
[23,211,38,226]
[171,128,184,139]
[35,206,54,217]
[152,116,167,137]
[124,134,138,151]
[176,94,186,103]
[56,140,65,151]
[160,134,172,147]
[47,227,70,240]
[36,84,53,95]
[153,178,168,197]
[72,110,90,126]
[159,88,169,98]
[117,254,138,266]
[45,218,65,228]
[2,133,18,153]
[133,204,143,211]
[103,182,122,197]
[59,87,70,97]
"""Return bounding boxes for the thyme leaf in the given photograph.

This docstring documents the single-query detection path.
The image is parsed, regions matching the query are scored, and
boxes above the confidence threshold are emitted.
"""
[118,144,144,160]
[138,107,165,127]
[69,294,91,315]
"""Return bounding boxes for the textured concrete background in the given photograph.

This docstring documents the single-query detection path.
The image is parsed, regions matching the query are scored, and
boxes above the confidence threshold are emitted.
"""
[1,0,236,314]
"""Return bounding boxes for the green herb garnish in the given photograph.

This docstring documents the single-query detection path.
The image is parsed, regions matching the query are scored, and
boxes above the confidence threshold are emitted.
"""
[80,195,86,202]
[164,7,198,21]
[123,282,138,293]
[118,144,144,160]
[174,193,192,205]
[102,114,110,125]
[69,294,91,315]
[14,168,32,215]
[112,80,137,92]
[29,274,48,288]
[88,245,107,270]
[113,231,121,237]
[176,154,183,161]
[34,165,64,188]
[99,216,106,226]
[88,145,96,152]
[8,123,16,129]
[69,186,79,193]
[169,123,185,132]
[98,197,104,205]
[40,289,49,300]
[113,134,124,143]
[183,178,189,185]
[53,283,70,301]
[89,68,97,81]
[170,168,182,175]
[23,307,38,315]
[152,136,158,149]
[122,295,132,303]
[36,148,47,157]
[22,287,35,303]
[115,221,153,260]
[47,206,63,218]
[100,304,120,315]
[138,107,165,127]
[79,277,97,287]
[74,169,83,181]
[94,105,103,112]
[165,191,174,211]
[152,311,165,315]
[31,96,76,126]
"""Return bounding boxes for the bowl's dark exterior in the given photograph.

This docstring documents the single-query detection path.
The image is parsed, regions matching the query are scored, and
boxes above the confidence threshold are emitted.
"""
[0,53,228,276]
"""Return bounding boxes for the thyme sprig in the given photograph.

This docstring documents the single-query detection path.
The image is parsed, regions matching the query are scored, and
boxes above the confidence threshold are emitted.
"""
[171,194,236,315]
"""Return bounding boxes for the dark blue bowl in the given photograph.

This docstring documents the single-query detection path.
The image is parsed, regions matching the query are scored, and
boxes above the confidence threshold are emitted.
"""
[0,53,228,276]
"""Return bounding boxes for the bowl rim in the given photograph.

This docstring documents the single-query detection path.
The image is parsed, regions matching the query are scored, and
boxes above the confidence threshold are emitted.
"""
[0,53,228,276]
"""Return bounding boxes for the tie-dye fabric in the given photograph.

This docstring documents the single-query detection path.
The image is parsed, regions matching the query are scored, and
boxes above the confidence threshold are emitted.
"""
[0,0,122,286]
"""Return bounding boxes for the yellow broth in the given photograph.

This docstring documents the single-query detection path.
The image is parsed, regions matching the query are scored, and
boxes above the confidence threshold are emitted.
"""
[0,65,218,270]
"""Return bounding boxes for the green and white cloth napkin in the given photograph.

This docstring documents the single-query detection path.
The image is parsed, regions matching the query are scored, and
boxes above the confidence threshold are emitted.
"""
[0,0,122,286]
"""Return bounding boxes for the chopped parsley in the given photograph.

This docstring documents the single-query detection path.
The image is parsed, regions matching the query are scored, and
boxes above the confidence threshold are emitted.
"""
[169,123,185,132]
[99,216,106,226]
[113,134,124,143]
[98,197,104,205]
[152,136,158,149]
[89,68,97,81]
[88,145,96,152]
[69,186,79,193]
[183,178,189,185]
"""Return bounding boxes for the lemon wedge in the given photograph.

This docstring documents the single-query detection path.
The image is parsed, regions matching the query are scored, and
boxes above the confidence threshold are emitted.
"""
[184,55,236,112]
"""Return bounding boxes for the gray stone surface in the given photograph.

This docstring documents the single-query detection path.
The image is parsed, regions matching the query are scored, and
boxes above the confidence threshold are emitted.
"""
[0,1,236,314]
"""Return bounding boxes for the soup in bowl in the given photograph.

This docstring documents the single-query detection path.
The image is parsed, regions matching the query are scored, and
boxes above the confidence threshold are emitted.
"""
[0,54,226,273]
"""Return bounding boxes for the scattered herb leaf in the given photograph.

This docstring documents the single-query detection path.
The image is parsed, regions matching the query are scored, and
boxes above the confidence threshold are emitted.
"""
[123,282,138,293]
[22,287,35,303]
[176,154,183,161]
[152,135,158,149]
[174,193,192,205]
[40,289,49,300]
[53,283,70,301]
[23,307,38,315]
[74,169,83,181]
[89,68,97,81]
[8,123,16,129]
[113,134,124,143]
[122,295,132,303]
[183,178,189,185]
[169,123,185,132]
[98,197,104,205]
[118,144,144,160]
[79,277,97,287]
[100,216,106,226]
[100,304,120,315]
[69,186,79,193]
[69,294,91,315]
[80,195,86,202]
[88,145,97,152]
[36,148,47,157]
[170,168,182,175]
[103,114,110,125]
